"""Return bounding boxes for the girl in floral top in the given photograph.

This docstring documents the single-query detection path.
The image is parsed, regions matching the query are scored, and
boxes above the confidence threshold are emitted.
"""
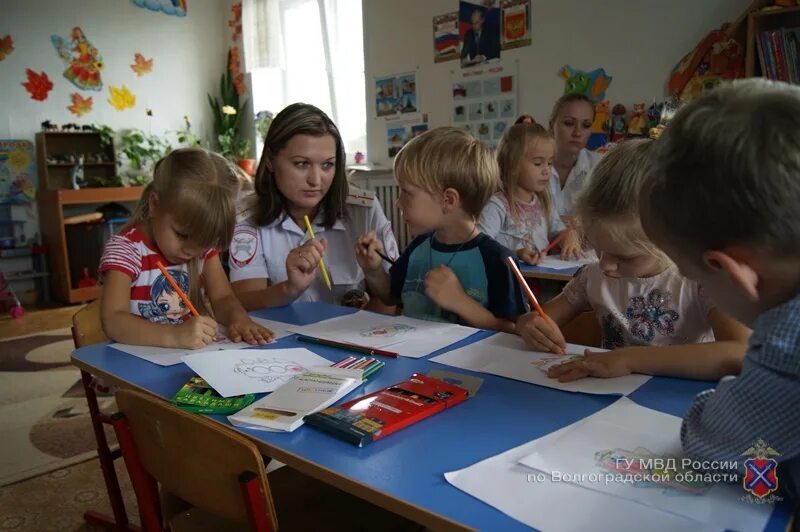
[515,139,751,382]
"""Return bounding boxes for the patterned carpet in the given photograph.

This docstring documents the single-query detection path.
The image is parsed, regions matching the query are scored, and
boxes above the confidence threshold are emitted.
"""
[0,329,116,487]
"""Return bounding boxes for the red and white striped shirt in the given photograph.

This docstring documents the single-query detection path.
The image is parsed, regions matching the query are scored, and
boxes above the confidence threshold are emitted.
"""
[98,225,218,324]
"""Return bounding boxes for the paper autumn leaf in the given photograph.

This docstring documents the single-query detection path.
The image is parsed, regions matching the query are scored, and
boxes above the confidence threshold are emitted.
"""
[108,84,136,111]
[0,35,14,61]
[21,69,54,101]
[130,53,153,76]
[68,92,93,116]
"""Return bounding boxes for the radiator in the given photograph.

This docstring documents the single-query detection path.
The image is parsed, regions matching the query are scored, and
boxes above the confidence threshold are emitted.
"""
[349,170,410,251]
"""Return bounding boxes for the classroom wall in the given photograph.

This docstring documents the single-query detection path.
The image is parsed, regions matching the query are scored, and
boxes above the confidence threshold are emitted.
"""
[362,0,752,167]
[0,0,232,143]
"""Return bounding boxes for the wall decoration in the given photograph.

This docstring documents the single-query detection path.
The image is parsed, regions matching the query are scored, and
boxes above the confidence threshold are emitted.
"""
[51,27,104,91]
[0,140,37,207]
[451,60,516,148]
[459,0,501,68]
[229,2,242,42]
[558,64,612,102]
[0,35,14,61]
[375,72,418,118]
[108,84,136,111]
[229,46,245,96]
[130,53,153,76]
[433,12,459,63]
[131,0,187,17]
[385,114,429,158]
[500,0,531,50]
[68,93,93,117]
[21,69,53,101]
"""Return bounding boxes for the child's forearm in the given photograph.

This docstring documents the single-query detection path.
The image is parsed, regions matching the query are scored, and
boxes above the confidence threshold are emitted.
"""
[234,281,302,310]
[363,269,394,305]
[448,294,515,332]
[103,310,182,348]
[209,293,249,326]
[615,341,746,380]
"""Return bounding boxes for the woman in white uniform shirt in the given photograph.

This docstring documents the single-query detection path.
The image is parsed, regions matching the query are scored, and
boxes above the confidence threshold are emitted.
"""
[548,93,603,219]
[230,103,398,309]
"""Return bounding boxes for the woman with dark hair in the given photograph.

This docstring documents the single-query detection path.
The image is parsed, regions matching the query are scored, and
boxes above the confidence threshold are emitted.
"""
[230,103,398,309]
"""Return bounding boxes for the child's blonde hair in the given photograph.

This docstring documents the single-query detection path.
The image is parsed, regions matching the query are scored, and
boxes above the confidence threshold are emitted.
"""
[128,147,240,310]
[574,139,669,264]
[393,127,498,217]
[495,123,554,222]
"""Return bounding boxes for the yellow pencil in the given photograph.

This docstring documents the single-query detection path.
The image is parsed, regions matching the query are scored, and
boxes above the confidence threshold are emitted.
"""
[303,215,332,290]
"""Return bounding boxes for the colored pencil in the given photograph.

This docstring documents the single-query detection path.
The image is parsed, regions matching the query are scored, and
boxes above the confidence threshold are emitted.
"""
[156,261,199,317]
[362,361,385,379]
[541,229,570,256]
[505,256,547,320]
[297,335,399,358]
[303,215,332,290]
[332,356,357,368]
[361,243,396,265]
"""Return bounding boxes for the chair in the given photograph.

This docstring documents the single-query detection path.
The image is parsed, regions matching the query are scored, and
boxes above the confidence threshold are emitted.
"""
[561,312,602,348]
[71,300,136,530]
[112,389,423,532]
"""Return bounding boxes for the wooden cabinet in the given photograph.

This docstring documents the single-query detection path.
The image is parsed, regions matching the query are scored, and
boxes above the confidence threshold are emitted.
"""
[745,3,800,78]
[35,131,143,303]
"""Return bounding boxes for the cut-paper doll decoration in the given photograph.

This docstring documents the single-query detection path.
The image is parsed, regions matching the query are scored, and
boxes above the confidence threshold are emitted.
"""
[131,0,187,17]
[51,27,104,91]
[229,46,245,96]
[108,85,136,111]
[0,35,14,61]
[21,69,54,101]
[558,65,612,102]
[68,93,93,117]
[229,3,242,41]
[130,53,153,76]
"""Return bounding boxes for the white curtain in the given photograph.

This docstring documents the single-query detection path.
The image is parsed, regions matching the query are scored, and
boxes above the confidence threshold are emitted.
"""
[242,0,285,72]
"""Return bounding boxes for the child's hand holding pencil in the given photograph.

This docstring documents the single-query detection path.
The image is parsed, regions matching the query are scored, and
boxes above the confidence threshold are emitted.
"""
[355,231,393,272]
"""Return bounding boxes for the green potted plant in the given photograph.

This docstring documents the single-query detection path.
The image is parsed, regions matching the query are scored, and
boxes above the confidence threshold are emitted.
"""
[208,49,254,174]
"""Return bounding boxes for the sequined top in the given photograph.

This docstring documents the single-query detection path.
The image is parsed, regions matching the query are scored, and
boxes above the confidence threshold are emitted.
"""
[562,263,716,349]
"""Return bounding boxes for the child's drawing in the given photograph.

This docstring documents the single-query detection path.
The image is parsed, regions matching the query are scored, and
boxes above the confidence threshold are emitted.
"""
[360,323,414,338]
[595,447,712,495]
[531,354,584,373]
[234,357,306,385]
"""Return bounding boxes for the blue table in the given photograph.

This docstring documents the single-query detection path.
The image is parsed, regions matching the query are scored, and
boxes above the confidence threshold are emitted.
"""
[71,302,792,531]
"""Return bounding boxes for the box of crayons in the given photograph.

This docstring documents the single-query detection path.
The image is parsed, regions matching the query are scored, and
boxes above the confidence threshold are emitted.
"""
[331,356,385,379]
[172,376,256,415]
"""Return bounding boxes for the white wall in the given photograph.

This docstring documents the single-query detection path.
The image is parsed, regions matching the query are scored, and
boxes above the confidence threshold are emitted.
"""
[363,0,751,167]
[0,0,231,143]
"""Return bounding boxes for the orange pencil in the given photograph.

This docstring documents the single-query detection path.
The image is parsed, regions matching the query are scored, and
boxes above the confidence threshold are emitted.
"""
[541,229,570,256]
[156,261,199,317]
[505,255,547,320]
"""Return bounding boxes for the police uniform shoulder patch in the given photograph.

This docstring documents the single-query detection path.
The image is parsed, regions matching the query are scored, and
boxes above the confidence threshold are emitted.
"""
[230,225,258,267]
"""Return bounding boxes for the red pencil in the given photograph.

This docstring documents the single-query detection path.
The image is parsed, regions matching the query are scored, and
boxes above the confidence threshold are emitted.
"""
[296,335,399,358]
[505,256,548,320]
[541,229,570,256]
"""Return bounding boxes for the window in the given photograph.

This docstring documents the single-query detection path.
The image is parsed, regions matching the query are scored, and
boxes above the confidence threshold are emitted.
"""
[250,0,366,158]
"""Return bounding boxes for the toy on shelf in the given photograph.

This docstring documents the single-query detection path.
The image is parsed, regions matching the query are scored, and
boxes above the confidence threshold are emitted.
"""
[70,156,86,189]
[610,104,627,143]
[0,272,24,319]
[40,120,59,131]
[646,102,663,131]
[77,266,97,288]
[627,103,647,136]
[588,100,610,150]
[668,27,744,102]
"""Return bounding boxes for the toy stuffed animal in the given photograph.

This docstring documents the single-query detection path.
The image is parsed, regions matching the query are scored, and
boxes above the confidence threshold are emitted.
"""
[627,103,647,136]
[610,104,627,142]
[646,102,663,131]
[588,100,610,149]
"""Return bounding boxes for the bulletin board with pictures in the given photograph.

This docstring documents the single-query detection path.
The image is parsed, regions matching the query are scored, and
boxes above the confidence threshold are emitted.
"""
[451,61,517,148]
[386,114,429,159]
[375,71,418,118]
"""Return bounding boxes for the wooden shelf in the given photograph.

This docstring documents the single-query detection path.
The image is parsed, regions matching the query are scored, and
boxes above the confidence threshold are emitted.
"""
[57,186,144,205]
[47,162,115,167]
[68,285,100,303]
[752,5,800,19]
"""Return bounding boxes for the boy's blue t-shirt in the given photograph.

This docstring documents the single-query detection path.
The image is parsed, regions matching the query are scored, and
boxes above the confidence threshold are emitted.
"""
[389,232,528,323]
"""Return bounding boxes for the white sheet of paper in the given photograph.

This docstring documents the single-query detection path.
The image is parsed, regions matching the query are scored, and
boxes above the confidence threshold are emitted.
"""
[444,426,716,532]
[517,397,773,531]
[181,348,331,397]
[536,255,594,270]
[289,311,480,358]
[111,334,253,366]
[430,332,650,395]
